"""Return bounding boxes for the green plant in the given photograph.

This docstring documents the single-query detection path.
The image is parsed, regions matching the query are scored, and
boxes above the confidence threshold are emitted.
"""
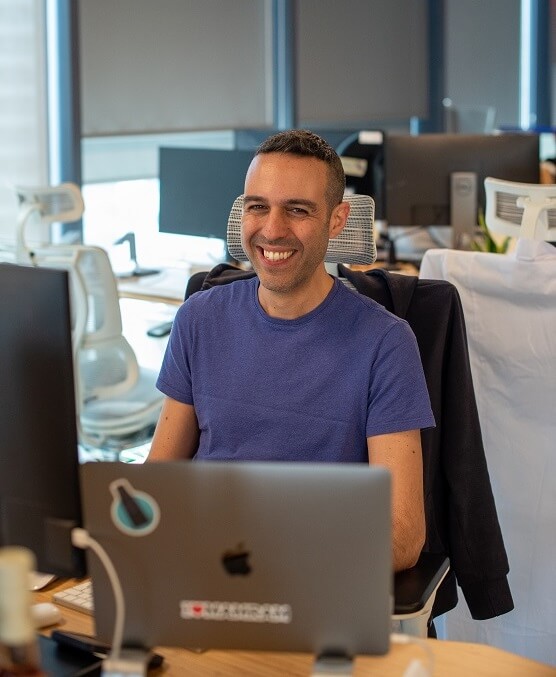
[472,209,512,254]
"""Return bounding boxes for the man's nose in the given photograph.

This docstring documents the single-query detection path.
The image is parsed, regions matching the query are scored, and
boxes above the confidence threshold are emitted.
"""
[261,208,289,241]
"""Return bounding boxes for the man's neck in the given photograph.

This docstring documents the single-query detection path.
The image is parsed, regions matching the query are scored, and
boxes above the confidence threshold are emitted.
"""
[257,271,335,320]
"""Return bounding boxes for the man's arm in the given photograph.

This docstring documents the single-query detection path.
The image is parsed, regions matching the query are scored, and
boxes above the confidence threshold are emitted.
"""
[367,429,425,572]
[147,396,200,461]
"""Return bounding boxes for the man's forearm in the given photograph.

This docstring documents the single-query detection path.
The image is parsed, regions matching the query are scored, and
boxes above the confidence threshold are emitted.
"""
[392,512,425,572]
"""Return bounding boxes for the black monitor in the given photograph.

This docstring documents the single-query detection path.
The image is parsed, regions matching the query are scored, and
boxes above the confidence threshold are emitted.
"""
[0,263,86,578]
[158,147,254,244]
[336,130,385,220]
[384,133,540,249]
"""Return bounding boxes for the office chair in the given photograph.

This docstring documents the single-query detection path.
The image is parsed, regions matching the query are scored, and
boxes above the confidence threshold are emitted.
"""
[484,177,556,241]
[193,193,451,637]
[14,183,84,263]
[14,183,164,456]
[419,181,555,663]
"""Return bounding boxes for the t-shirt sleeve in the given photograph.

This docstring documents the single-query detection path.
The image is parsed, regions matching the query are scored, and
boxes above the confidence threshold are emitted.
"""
[365,319,435,438]
[156,304,194,405]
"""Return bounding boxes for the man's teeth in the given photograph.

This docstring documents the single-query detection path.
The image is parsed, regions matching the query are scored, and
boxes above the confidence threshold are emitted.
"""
[263,249,293,261]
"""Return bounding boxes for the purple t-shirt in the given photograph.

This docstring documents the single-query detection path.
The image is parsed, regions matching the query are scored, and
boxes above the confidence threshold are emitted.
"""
[157,277,435,462]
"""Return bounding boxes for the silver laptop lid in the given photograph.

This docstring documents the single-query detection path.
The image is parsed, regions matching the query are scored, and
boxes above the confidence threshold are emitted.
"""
[80,461,392,656]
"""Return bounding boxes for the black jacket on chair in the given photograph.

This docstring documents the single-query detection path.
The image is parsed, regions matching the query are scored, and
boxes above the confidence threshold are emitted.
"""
[338,265,513,620]
[193,263,514,620]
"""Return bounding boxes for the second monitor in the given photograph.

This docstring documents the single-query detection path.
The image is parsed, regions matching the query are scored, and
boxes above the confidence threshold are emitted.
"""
[158,147,254,245]
[384,132,540,249]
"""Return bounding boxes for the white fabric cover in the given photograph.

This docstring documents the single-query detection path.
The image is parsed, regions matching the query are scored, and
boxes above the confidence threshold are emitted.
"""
[420,240,556,666]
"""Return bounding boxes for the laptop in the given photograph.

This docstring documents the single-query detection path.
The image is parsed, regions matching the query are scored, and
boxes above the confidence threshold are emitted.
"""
[80,460,392,657]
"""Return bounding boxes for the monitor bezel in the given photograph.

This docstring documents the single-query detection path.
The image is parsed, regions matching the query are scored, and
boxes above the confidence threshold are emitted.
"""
[0,263,86,578]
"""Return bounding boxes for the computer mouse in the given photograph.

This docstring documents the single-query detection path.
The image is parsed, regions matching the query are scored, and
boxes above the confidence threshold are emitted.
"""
[31,602,63,628]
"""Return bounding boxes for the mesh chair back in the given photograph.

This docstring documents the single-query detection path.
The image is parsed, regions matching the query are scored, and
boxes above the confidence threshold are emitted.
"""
[485,177,556,241]
[227,193,376,264]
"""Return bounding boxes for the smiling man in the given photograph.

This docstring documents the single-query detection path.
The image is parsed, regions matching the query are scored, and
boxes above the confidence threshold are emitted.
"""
[148,130,435,571]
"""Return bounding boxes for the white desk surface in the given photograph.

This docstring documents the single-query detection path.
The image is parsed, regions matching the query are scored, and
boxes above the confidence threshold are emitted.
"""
[117,265,209,304]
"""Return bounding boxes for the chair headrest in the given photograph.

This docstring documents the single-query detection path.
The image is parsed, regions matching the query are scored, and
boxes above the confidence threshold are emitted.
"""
[227,193,376,265]
[485,177,556,242]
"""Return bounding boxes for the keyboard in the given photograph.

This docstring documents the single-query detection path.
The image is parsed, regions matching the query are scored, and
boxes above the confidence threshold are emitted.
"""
[53,580,94,615]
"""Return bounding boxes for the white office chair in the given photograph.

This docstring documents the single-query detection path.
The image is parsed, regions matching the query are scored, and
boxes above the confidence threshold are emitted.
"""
[14,183,164,455]
[420,182,556,664]
[484,176,556,241]
[14,182,84,263]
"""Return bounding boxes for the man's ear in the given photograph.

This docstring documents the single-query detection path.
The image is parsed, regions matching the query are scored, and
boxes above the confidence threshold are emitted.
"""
[329,201,350,239]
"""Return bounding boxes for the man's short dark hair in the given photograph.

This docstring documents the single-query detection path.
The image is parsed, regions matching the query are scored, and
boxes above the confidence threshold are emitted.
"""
[255,129,346,209]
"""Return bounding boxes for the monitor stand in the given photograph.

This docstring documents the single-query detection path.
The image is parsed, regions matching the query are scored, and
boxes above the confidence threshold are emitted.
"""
[450,171,478,249]
[114,232,160,278]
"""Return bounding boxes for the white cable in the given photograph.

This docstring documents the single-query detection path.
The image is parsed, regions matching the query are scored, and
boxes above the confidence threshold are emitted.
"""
[391,632,434,677]
[71,527,125,661]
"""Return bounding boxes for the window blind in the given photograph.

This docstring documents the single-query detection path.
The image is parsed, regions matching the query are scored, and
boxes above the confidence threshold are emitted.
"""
[78,0,273,137]
[0,0,48,250]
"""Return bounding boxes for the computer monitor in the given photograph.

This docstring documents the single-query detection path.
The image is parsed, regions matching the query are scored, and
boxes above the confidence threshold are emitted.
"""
[384,133,540,249]
[158,147,254,246]
[0,263,86,578]
[336,130,385,220]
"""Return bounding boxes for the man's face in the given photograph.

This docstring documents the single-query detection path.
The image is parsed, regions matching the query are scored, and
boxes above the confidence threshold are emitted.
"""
[241,152,337,296]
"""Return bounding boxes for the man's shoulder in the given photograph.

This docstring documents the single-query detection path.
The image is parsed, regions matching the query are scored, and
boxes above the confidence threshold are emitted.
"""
[191,274,255,302]
[335,279,406,328]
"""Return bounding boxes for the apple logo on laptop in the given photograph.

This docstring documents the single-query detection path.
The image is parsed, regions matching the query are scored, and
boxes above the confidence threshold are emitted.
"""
[221,543,251,575]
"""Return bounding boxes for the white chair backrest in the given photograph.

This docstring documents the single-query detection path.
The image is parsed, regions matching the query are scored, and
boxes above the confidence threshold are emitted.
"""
[14,183,84,264]
[72,246,140,401]
[226,193,376,265]
[419,244,556,663]
[30,244,140,409]
[484,177,556,241]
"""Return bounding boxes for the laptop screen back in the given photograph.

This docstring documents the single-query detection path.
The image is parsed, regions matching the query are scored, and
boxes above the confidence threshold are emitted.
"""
[80,460,392,657]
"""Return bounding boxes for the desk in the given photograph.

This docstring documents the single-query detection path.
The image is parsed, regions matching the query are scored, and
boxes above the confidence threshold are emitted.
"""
[119,297,176,374]
[34,580,556,677]
[117,265,208,305]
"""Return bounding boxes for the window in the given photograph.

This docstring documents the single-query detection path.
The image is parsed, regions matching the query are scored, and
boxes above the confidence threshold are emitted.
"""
[0,0,48,256]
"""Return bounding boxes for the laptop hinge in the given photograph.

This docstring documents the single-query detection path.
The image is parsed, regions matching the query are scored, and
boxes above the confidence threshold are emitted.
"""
[312,651,353,676]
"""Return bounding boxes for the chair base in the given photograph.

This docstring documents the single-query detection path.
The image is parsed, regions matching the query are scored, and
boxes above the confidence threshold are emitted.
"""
[79,423,156,458]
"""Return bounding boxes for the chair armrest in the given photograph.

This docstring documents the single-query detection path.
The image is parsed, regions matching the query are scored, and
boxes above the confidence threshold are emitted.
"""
[393,552,450,616]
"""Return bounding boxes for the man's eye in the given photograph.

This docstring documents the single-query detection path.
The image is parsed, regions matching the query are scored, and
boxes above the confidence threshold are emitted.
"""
[289,207,308,215]
[245,204,266,212]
